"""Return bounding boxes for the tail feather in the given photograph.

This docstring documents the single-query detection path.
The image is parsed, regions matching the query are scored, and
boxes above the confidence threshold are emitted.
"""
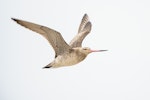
[43,66,51,69]
[43,63,52,69]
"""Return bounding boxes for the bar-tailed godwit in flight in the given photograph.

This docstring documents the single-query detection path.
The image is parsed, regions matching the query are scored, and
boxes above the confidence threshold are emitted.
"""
[12,14,107,68]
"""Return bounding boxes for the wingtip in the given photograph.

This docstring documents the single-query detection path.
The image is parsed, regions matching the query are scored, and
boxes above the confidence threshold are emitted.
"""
[11,18,18,22]
[11,18,15,21]
[84,13,88,17]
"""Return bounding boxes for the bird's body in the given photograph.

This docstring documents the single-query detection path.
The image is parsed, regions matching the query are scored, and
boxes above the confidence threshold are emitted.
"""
[47,48,87,68]
[12,14,107,68]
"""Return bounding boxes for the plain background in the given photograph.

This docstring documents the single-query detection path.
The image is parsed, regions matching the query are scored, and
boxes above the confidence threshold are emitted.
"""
[0,0,150,100]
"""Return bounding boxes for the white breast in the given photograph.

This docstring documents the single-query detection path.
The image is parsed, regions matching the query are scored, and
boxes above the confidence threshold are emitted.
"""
[53,52,87,67]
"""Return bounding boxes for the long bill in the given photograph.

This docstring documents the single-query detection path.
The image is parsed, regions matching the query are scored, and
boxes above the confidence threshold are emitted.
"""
[90,50,108,52]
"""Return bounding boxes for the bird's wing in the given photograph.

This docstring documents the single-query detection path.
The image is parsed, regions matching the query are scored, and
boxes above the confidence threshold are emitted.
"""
[69,14,92,47]
[12,18,71,57]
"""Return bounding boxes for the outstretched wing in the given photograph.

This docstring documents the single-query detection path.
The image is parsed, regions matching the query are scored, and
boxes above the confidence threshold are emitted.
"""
[69,14,92,47]
[12,18,71,57]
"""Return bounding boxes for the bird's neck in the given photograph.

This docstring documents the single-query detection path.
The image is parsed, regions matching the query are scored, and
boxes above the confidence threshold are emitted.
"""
[75,50,87,62]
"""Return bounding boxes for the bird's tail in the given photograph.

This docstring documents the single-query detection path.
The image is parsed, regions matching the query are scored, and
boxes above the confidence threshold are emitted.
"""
[43,63,52,69]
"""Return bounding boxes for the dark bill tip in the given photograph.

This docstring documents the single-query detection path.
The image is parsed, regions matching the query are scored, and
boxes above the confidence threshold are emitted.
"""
[99,50,108,52]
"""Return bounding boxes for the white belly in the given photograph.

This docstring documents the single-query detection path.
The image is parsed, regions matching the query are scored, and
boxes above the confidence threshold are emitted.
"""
[52,53,86,68]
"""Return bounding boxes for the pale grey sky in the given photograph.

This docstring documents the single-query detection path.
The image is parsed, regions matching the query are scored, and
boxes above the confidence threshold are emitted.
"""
[0,0,150,100]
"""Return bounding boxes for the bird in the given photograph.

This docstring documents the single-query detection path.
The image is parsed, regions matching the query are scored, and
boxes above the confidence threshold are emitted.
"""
[11,14,107,68]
